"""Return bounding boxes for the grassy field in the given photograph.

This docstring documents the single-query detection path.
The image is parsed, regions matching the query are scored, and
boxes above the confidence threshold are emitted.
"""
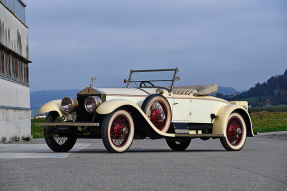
[31,111,287,138]
[249,105,287,113]
[31,118,45,138]
[251,112,287,133]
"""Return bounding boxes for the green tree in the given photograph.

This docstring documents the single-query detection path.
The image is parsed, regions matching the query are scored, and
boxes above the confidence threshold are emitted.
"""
[215,93,224,98]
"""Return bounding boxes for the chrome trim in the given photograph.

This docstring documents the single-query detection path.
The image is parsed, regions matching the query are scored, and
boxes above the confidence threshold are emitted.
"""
[61,97,78,113]
[175,129,189,134]
[126,68,179,92]
[84,96,102,113]
[77,87,106,102]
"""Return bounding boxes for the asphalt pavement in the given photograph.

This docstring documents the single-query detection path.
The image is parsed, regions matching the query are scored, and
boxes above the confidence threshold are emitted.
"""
[0,132,287,191]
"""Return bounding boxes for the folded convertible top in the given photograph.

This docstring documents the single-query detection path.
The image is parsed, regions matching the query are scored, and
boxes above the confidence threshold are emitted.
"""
[173,84,218,96]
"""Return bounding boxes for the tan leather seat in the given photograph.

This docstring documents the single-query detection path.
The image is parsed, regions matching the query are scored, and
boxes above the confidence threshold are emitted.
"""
[173,84,218,96]
[172,88,197,95]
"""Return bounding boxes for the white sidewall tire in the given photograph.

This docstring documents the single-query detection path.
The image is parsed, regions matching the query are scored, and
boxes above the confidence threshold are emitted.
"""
[107,110,134,153]
[222,112,247,151]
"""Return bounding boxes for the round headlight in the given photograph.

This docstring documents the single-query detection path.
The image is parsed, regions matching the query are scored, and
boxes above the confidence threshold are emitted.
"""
[85,96,102,113]
[61,97,78,113]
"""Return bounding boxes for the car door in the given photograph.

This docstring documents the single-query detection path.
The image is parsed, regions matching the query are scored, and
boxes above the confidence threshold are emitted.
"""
[171,98,191,122]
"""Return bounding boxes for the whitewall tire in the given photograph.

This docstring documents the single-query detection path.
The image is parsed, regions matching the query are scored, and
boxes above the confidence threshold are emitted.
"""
[220,112,247,151]
[101,109,134,153]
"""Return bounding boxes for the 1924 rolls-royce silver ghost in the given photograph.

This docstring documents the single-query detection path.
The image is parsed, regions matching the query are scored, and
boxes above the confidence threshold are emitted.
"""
[37,68,254,153]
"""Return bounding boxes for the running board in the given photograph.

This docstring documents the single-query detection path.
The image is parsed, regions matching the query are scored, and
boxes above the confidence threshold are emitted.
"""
[175,134,224,138]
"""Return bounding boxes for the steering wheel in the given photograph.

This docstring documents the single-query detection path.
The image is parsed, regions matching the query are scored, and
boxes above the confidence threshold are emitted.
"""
[139,81,155,88]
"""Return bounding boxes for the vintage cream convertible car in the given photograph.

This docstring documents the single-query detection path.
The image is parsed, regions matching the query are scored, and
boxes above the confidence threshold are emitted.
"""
[38,68,253,153]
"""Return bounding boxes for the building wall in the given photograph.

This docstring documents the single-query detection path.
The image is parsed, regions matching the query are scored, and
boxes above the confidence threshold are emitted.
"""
[0,108,30,143]
[0,77,30,108]
[0,1,30,143]
[0,1,29,60]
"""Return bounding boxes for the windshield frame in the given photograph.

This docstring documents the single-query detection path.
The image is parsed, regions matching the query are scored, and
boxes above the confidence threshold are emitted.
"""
[126,68,179,92]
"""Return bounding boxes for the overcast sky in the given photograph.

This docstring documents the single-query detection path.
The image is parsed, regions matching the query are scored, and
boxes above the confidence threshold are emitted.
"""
[27,0,287,92]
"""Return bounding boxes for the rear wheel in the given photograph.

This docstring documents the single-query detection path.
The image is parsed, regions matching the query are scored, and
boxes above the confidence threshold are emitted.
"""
[220,112,247,151]
[44,112,77,152]
[166,139,191,151]
[101,109,134,153]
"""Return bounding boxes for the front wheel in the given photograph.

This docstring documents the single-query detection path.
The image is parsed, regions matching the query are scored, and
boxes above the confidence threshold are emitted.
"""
[166,138,191,151]
[44,112,77,152]
[220,112,247,151]
[101,109,134,153]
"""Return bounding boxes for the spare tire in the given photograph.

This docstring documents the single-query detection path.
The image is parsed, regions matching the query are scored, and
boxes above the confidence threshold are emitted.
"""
[141,94,171,133]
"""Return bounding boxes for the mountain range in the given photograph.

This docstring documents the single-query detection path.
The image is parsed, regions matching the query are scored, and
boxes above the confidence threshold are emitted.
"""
[228,69,287,106]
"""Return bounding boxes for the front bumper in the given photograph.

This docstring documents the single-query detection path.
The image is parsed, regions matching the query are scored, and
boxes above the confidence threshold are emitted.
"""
[36,122,100,127]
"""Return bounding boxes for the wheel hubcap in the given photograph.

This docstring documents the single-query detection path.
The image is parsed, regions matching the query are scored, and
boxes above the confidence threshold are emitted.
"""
[122,127,129,136]
[161,113,166,120]
[237,128,242,135]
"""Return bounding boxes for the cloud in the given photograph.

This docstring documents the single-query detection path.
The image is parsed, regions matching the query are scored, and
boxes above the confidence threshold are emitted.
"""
[27,0,287,91]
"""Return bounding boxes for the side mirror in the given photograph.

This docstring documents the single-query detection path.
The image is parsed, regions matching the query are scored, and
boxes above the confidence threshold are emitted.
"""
[175,76,180,81]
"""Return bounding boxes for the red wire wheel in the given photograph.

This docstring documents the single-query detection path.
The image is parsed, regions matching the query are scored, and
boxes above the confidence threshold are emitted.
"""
[226,116,243,146]
[142,95,171,133]
[110,114,130,147]
[102,109,134,153]
[220,112,247,151]
[148,100,168,131]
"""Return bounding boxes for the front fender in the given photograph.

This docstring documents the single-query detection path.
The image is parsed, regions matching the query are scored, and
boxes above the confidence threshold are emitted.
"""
[213,104,254,137]
[96,99,141,115]
[96,99,176,137]
[39,100,67,118]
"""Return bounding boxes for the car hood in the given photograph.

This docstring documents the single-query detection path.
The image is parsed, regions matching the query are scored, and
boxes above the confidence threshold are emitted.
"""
[97,88,155,96]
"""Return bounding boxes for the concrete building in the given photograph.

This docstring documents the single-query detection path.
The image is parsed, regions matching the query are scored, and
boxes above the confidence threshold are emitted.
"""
[0,0,31,143]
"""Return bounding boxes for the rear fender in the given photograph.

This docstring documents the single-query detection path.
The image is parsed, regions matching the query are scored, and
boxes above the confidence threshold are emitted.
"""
[213,105,254,137]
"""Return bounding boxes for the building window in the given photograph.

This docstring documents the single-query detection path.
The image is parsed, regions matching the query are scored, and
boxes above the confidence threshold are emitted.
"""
[1,0,26,24]
[0,47,29,86]
[1,49,4,75]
